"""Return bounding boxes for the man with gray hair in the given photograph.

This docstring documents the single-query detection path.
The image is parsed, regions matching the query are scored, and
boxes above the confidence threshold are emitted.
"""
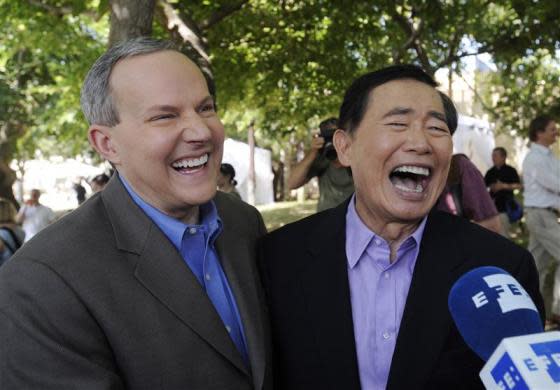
[0,37,271,389]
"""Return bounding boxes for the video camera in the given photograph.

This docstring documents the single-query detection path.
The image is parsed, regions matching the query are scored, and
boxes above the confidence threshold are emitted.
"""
[318,117,338,161]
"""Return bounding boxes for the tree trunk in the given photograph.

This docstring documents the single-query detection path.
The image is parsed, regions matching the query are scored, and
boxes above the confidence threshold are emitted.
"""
[0,158,19,209]
[108,0,156,47]
[247,121,256,205]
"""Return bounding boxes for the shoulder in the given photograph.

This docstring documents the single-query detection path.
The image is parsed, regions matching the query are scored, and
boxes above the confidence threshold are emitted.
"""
[214,191,265,235]
[7,195,113,270]
[215,191,259,218]
[428,211,530,263]
[263,203,342,250]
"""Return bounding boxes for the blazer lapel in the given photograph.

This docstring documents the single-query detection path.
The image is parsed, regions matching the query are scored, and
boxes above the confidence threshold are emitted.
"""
[214,198,267,390]
[102,177,248,375]
[299,202,362,389]
[387,211,465,389]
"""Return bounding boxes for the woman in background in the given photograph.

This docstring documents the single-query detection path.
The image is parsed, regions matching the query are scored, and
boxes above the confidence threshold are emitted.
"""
[0,198,25,266]
[217,163,241,199]
[436,154,503,234]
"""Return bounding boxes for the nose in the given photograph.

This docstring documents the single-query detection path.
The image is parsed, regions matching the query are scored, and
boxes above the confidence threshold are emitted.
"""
[403,121,432,154]
[180,114,213,144]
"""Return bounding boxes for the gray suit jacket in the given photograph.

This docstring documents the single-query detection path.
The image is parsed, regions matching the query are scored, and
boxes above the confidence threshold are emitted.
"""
[0,177,272,389]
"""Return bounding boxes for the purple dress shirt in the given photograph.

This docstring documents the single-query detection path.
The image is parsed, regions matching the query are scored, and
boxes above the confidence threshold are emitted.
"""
[346,195,427,389]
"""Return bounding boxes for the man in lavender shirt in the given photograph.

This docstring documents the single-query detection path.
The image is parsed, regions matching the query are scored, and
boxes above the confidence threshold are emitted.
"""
[259,65,543,389]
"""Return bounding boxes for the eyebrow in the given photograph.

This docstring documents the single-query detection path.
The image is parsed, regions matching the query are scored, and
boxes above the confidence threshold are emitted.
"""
[382,107,413,118]
[195,95,215,110]
[382,107,447,123]
[144,96,215,114]
[145,104,179,114]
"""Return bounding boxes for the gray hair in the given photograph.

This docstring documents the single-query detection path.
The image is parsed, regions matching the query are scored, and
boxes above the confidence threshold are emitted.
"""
[80,37,177,126]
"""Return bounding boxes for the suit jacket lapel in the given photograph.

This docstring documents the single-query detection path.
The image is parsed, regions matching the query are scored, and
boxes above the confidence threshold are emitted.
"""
[102,177,248,376]
[215,196,267,390]
[300,201,362,389]
[387,211,465,389]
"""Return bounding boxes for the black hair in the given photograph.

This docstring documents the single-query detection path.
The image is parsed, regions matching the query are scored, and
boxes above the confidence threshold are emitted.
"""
[92,173,110,185]
[220,163,237,186]
[339,64,456,135]
[438,91,458,134]
[319,117,338,131]
[529,115,554,142]
[493,147,507,158]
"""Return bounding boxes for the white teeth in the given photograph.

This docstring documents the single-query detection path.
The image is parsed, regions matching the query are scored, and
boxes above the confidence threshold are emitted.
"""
[392,165,430,176]
[394,183,424,193]
[172,154,209,169]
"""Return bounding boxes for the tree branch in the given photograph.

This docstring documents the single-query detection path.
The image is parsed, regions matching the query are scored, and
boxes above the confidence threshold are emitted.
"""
[437,45,493,69]
[27,0,73,17]
[157,0,209,61]
[457,71,497,118]
[200,1,249,31]
[390,5,433,73]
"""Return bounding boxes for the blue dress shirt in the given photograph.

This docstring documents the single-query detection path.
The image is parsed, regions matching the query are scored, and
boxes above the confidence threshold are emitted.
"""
[119,175,249,366]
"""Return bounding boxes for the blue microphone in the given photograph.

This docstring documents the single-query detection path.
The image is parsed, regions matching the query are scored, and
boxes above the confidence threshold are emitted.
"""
[448,266,543,361]
[449,266,560,389]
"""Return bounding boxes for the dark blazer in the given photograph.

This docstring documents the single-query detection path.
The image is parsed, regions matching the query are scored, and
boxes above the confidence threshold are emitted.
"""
[0,177,272,390]
[259,200,544,390]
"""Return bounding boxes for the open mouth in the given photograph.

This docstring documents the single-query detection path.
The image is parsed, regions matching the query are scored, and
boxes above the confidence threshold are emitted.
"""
[389,165,431,194]
[171,153,209,172]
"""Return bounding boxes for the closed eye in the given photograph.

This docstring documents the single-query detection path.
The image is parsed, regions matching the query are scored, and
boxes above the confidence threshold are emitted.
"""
[386,122,407,128]
[429,126,449,132]
[150,113,177,121]
[199,103,216,113]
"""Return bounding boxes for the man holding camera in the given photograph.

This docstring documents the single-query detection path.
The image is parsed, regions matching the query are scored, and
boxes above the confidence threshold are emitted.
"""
[287,117,354,211]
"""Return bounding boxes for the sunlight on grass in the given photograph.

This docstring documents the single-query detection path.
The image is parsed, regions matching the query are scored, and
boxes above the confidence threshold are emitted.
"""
[257,200,318,232]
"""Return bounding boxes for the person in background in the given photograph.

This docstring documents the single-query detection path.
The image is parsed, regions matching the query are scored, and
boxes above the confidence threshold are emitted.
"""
[484,147,522,237]
[522,114,560,330]
[90,173,110,193]
[0,37,271,389]
[0,198,25,266]
[436,153,503,235]
[218,163,241,199]
[287,117,354,211]
[259,64,542,390]
[73,178,87,205]
[15,188,55,242]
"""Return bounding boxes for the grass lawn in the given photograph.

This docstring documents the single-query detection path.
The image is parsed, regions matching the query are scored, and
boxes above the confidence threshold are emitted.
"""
[257,200,317,232]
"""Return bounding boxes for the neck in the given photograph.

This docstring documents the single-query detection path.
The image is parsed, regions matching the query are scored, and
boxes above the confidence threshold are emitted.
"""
[534,140,550,148]
[179,206,200,225]
[355,202,420,262]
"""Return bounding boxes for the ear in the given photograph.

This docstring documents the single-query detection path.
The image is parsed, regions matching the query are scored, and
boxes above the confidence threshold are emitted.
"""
[88,125,121,165]
[333,129,353,167]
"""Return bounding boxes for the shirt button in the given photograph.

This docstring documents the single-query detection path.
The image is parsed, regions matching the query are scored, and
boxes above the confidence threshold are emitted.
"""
[189,227,197,234]
[382,332,391,340]
[374,239,381,246]
[226,325,232,333]
[384,272,390,279]
[205,273,211,281]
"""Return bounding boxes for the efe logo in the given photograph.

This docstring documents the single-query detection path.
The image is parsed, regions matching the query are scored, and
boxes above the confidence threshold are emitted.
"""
[471,274,538,314]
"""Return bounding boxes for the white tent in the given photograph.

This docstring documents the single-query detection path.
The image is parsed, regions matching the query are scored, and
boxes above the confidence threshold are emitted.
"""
[222,138,274,206]
[452,115,495,173]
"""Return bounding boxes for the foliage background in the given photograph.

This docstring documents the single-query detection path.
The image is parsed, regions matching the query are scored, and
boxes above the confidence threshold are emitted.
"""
[0,0,558,201]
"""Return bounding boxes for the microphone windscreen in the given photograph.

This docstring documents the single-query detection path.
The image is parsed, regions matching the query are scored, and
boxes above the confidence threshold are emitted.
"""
[448,266,542,361]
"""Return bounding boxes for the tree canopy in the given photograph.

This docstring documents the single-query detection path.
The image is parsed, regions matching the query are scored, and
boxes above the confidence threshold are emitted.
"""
[0,0,558,200]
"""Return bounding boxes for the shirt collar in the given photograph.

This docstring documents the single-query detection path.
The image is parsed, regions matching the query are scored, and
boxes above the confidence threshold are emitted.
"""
[345,194,427,269]
[119,174,222,251]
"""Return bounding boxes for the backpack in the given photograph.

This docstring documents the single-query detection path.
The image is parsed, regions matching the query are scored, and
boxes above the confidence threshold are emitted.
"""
[505,198,523,223]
